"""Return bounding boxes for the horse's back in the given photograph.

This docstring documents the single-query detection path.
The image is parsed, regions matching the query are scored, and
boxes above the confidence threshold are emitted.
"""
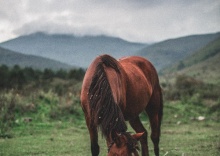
[119,56,159,88]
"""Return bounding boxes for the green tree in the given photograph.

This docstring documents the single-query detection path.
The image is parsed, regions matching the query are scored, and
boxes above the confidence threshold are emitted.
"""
[8,65,26,89]
[42,68,54,80]
[68,68,85,80]
[55,69,68,79]
[0,65,9,89]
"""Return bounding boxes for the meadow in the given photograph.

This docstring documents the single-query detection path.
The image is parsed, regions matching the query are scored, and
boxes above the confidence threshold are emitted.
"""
[0,118,219,156]
[0,66,220,156]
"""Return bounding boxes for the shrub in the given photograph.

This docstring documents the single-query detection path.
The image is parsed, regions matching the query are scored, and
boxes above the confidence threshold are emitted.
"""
[49,95,82,121]
[208,99,220,121]
[0,95,16,138]
[163,75,204,101]
[175,75,203,96]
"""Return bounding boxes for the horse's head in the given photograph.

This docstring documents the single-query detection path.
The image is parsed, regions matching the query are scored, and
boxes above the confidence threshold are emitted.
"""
[108,132,144,156]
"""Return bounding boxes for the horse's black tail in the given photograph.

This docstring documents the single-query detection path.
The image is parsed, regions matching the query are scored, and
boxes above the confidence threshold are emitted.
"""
[88,55,127,138]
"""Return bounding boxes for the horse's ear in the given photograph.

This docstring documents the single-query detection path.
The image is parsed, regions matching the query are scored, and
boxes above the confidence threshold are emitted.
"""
[132,132,144,141]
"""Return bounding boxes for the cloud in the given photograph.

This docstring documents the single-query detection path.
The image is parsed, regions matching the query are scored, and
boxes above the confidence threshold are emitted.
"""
[0,0,220,43]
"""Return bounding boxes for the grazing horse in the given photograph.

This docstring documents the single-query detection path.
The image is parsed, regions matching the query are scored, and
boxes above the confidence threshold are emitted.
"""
[81,54,163,156]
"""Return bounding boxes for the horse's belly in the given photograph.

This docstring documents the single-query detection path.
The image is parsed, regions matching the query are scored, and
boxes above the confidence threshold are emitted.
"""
[123,79,152,120]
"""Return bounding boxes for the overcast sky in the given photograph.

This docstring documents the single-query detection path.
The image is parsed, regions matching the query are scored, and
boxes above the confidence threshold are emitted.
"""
[0,0,220,43]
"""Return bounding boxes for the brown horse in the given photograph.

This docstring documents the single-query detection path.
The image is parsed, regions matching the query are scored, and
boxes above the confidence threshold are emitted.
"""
[81,54,163,156]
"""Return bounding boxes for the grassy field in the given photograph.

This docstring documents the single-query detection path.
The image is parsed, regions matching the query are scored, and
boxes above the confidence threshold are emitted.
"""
[0,103,219,156]
[0,68,219,156]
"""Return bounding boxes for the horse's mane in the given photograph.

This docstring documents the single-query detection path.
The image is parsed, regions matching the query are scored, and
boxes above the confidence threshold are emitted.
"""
[88,55,127,138]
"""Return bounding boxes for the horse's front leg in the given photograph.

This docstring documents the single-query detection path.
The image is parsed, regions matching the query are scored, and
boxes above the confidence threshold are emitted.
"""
[129,117,149,156]
[86,116,100,156]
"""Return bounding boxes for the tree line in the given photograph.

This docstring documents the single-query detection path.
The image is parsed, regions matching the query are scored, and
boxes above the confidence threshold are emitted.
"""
[0,65,85,90]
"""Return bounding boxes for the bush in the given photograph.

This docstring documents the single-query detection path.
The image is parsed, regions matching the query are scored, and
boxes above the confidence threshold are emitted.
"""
[208,99,220,121]
[175,75,203,96]
[0,95,16,138]
[49,95,82,121]
[163,74,220,105]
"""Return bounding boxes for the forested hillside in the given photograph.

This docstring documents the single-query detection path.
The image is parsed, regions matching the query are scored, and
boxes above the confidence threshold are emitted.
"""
[138,32,220,71]
[163,37,220,84]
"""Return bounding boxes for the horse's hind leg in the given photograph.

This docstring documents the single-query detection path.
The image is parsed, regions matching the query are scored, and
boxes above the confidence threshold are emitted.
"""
[129,116,149,156]
[146,111,160,156]
[90,127,99,156]
[85,116,100,156]
[146,88,163,156]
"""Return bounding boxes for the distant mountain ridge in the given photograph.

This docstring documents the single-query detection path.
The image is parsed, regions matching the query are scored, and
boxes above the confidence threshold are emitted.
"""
[0,46,72,70]
[162,37,220,84]
[0,32,147,68]
[138,32,220,71]
[1,32,219,71]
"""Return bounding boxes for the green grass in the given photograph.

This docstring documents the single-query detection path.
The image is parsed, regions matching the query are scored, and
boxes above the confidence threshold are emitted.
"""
[160,122,220,156]
[0,122,90,156]
[0,78,219,155]
[0,111,219,156]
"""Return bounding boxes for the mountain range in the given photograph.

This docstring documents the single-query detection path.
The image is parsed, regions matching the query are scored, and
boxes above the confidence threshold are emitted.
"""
[0,32,146,68]
[138,32,220,71]
[162,37,220,84]
[0,32,220,72]
[0,46,72,70]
